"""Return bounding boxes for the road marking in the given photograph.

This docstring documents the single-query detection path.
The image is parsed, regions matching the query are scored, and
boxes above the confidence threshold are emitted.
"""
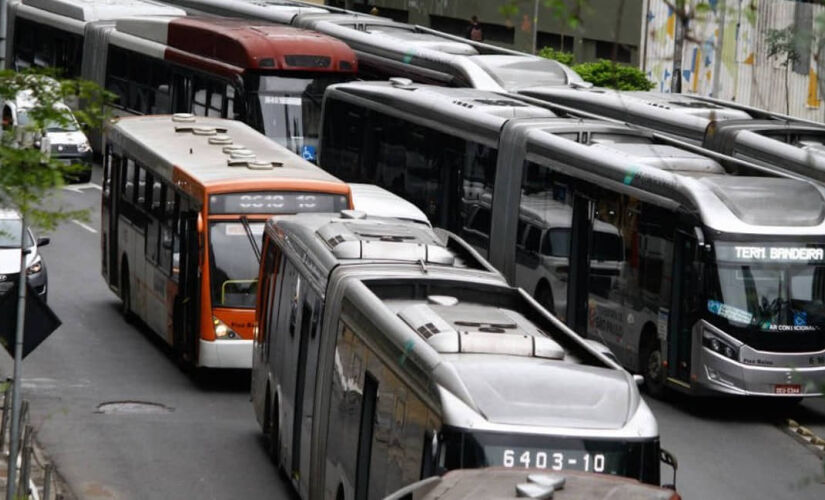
[62,182,102,194]
[72,219,98,234]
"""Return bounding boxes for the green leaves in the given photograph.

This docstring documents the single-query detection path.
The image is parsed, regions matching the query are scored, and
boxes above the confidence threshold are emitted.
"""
[537,47,575,66]
[571,59,655,91]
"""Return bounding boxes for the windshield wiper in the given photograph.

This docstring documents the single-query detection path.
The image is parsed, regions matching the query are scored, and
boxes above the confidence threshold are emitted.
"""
[240,216,261,264]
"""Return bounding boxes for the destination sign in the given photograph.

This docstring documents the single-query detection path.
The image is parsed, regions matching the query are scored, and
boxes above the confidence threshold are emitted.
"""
[716,243,825,263]
[209,191,348,215]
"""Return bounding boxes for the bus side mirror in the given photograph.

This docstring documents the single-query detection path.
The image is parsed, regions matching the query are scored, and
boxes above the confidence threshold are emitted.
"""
[633,374,644,386]
[37,237,50,247]
[660,448,678,490]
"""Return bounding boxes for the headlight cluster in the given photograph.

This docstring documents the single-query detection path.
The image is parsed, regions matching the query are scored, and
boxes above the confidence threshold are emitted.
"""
[77,141,92,153]
[702,329,739,361]
[26,260,42,276]
[213,316,240,340]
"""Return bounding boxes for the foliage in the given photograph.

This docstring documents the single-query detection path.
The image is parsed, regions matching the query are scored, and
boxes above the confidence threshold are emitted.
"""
[537,47,575,66]
[498,0,589,30]
[0,68,113,231]
[570,59,655,91]
[765,27,803,68]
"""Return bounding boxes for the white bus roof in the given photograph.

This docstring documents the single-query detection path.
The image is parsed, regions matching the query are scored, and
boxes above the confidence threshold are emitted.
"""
[106,115,344,187]
[22,0,186,22]
[349,184,431,227]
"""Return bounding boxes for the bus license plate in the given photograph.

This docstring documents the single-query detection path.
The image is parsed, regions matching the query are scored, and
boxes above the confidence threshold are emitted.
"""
[775,384,801,394]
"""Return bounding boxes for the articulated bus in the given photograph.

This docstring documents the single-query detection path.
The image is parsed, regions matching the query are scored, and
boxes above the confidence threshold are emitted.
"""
[320,81,825,398]
[157,0,583,90]
[6,0,358,156]
[102,114,351,369]
[515,87,825,183]
[253,212,664,499]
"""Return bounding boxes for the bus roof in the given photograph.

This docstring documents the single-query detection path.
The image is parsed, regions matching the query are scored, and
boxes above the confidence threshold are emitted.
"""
[324,80,555,142]
[268,212,649,435]
[106,115,347,193]
[21,0,185,22]
[267,212,497,277]
[386,469,679,500]
[159,0,326,24]
[114,16,357,73]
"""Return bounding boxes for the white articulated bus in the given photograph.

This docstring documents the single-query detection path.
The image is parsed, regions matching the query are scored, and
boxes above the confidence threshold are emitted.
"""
[319,81,825,398]
[252,211,666,499]
[516,87,825,184]
[102,114,351,369]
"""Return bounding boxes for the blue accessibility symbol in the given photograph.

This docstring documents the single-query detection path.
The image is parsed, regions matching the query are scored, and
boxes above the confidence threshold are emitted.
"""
[794,310,808,327]
[301,145,317,162]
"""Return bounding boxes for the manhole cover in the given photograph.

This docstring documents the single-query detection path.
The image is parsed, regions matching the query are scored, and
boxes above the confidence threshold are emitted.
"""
[96,401,173,415]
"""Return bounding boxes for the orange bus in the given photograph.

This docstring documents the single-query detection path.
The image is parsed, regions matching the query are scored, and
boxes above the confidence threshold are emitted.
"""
[101,113,351,369]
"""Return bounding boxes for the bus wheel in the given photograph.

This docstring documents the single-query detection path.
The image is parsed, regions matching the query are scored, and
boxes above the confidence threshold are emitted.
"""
[266,391,281,465]
[641,338,666,398]
[535,283,555,314]
[120,263,134,323]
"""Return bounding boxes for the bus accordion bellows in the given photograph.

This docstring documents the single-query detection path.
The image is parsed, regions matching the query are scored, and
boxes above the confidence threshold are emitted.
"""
[102,114,351,369]
[319,80,825,398]
[6,0,358,156]
[252,211,665,499]
[156,0,583,90]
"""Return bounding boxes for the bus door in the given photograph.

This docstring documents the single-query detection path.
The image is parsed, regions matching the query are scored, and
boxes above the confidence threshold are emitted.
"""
[103,150,120,288]
[175,210,200,363]
[667,230,698,385]
[292,291,323,493]
[566,193,594,335]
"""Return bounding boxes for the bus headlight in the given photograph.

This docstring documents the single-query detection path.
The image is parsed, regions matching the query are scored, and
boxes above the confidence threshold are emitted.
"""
[702,329,739,361]
[77,141,92,153]
[212,316,240,339]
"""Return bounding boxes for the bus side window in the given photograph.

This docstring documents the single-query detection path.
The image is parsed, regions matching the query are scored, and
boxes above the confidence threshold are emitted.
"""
[136,166,147,207]
[192,76,211,117]
[225,85,236,120]
[355,373,379,500]
[122,159,136,203]
[208,81,224,117]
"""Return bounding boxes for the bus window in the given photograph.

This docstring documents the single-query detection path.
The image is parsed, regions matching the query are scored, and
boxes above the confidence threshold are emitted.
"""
[355,373,378,500]
[322,98,365,180]
[515,161,575,320]
[208,221,263,309]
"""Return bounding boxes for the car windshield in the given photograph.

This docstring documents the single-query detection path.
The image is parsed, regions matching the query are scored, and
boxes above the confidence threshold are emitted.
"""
[17,110,79,133]
[0,219,33,248]
[208,221,264,309]
[706,242,825,351]
[251,74,351,160]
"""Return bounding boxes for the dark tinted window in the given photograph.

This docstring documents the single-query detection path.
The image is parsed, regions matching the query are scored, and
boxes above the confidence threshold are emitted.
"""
[12,17,82,76]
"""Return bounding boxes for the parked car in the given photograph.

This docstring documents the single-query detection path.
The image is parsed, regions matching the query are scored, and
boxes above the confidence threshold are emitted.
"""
[1,81,93,183]
[0,210,49,302]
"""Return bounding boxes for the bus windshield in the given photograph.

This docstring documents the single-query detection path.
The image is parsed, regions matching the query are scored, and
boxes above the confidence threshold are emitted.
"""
[208,221,265,309]
[251,73,351,159]
[706,242,825,350]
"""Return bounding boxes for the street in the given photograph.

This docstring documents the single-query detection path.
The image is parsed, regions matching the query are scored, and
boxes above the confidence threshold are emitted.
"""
[0,168,823,499]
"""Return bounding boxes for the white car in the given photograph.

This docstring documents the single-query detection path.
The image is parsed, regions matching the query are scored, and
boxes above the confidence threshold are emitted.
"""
[1,81,93,182]
[0,210,49,302]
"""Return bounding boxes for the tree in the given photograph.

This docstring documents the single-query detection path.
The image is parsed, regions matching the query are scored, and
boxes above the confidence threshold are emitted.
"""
[765,27,803,115]
[571,59,656,91]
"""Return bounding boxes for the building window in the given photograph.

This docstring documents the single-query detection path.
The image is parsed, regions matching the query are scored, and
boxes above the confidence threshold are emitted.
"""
[594,40,633,63]
[537,32,575,53]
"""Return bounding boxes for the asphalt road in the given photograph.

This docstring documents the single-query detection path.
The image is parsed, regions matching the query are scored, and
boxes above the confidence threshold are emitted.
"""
[0,169,823,499]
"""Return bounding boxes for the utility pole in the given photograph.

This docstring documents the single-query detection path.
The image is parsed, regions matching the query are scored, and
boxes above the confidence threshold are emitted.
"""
[532,0,540,54]
[6,216,28,500]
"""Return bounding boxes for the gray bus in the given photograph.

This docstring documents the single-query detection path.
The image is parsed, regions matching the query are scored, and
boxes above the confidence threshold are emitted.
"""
[319,81,825,398]
[251,211,663,499]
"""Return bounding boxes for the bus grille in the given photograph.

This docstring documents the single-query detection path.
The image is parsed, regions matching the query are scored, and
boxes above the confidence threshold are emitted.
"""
[285,55,331,68]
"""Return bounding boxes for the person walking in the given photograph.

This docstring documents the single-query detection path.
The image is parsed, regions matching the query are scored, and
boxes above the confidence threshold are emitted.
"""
[466,15,483,41]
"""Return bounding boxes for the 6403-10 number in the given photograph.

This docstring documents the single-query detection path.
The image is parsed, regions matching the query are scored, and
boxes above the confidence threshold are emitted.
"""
[502,450,605,472]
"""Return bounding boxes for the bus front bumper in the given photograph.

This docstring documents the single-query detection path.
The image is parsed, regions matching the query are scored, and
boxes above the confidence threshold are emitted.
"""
[693,347,825,397]
[199,339,252,369]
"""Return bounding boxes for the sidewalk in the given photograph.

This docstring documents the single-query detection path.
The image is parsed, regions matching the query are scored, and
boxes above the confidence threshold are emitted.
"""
[0,382,72,500]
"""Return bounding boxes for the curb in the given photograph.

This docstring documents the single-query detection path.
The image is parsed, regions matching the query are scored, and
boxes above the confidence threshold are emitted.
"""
[783,419,825,460]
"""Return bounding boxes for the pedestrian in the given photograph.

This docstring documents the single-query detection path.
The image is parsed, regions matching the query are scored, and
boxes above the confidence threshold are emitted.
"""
[370,6,379,16]
[466,15,483,41]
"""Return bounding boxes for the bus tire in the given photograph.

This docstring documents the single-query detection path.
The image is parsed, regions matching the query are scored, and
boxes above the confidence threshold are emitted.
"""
[535,282,555,314]
[120,261,134,323]
[266,390,281,465]
[641,334,666,398]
